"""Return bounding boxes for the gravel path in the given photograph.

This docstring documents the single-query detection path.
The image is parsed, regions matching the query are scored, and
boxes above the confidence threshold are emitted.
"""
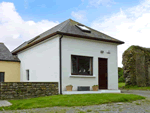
[1,90,150,113]
[121,90,150,98]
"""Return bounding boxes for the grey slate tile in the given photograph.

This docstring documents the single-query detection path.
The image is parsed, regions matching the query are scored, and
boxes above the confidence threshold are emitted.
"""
[0,43,20,62]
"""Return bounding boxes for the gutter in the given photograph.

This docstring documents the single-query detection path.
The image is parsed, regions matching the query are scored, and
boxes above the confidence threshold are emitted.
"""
[57,31,125,45]
[0,59,20,62]
[12,32,58,55]
[59,34,63,94]
[12,31,124,55]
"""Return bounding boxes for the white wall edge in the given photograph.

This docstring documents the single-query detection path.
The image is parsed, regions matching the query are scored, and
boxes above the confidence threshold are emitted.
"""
[62,90,121,95]
[70,75,96,78]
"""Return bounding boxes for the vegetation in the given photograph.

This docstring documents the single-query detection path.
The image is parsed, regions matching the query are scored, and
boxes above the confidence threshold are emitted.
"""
[0,94,145,110]
[118,82,125,88]
[66,85,73,86]
[92,85,98,87]
[118,67,125,83]
[119,82,150,90]
[122,45,150,86]
[87,109,92,112]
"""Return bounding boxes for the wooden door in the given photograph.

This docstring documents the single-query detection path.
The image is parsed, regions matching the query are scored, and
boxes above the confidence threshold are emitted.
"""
[98,58,108,89]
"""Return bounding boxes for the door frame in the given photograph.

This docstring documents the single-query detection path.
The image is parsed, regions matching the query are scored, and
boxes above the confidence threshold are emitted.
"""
[98,58,108,89]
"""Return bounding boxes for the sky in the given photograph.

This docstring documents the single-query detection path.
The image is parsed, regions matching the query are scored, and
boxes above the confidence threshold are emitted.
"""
[0,0,150,67]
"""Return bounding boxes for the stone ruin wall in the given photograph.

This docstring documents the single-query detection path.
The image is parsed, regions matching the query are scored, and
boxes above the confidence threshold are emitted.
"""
[123,46,150,86]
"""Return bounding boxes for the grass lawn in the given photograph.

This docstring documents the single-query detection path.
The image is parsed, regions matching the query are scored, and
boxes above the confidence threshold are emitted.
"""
[119,82,150,90]
[0,93,145,110]
[119,82,125,88]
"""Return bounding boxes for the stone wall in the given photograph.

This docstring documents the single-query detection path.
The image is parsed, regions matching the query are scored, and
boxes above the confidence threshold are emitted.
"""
[0,82,58,100]
[136,54,146,86]
[145,56,150,86]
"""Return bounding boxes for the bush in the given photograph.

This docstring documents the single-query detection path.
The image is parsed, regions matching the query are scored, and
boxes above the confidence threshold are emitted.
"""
[119,76,125,82]
[118,67,125,82]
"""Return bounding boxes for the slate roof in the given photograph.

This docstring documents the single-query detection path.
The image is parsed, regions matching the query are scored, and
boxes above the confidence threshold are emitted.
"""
[0,43,20,62]
[12,19,124,54]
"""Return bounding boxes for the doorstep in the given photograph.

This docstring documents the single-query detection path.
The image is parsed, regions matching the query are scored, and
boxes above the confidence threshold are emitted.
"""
[62,90,121,95]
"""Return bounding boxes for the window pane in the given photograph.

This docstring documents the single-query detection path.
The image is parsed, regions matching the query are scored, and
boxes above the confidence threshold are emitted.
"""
[26,70,29,80]
[71,56,78,74]
[71,55,93,75]
[0,72,4,82]
[78,57,91,74]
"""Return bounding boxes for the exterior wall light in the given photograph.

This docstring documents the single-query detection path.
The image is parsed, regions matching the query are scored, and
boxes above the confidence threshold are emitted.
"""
[100,50,104,53]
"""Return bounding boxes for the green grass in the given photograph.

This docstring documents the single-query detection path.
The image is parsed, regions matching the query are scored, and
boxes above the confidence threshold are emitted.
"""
[119,82,150,90]
[78,111,86,113]
[119,82,125,88]
[87,109,92,112]
[0,94,145,111]
[124,86,150,90]
[135,102,141,105]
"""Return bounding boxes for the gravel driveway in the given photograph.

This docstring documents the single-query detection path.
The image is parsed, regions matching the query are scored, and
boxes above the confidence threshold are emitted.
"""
[1,90,150,113]
[121,90,150,98]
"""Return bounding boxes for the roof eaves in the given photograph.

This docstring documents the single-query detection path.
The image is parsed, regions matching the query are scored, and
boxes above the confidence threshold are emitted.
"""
[0,59,20,62]
[12,31,124,55]
[57,31,124,44]
[11,41,27,53]
[12,32,58,55]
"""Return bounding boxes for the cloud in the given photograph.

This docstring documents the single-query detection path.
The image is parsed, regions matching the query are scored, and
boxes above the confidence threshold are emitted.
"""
[88,0,115,7]
[0,2,59,51]
[71,11,87,22]
[91,0,150,67]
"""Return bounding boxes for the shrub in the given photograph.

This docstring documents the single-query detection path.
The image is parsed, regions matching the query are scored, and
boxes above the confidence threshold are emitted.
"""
[92,85,98,87]
[118,67,125,82]
[119,76,125,82]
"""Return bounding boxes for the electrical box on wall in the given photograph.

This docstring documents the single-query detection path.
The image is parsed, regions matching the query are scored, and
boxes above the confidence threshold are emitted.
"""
[107,50,110,54]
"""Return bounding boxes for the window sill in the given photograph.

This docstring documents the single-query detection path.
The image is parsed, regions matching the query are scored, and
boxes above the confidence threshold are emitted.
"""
[70,75,96,78]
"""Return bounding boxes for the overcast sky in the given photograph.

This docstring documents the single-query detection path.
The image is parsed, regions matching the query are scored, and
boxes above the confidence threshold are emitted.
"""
[0,0,150,67]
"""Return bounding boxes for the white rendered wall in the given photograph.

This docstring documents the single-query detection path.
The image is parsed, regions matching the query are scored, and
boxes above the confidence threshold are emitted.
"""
[61,36,119,91]
[17,35,60,83]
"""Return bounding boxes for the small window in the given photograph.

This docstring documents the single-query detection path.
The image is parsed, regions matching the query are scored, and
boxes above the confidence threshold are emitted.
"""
[71,55,93,75]
[26,70,29,80]
[75,24,91,33]
[0,72,4,82]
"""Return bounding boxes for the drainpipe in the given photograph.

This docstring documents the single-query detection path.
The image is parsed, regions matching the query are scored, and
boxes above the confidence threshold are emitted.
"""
[59,34,63,95]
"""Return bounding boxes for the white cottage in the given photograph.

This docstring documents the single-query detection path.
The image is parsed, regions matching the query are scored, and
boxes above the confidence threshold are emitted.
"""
[12,19,124,94]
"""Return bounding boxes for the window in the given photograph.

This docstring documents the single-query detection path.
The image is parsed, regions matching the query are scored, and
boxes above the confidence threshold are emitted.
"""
[75,24,91,33]
[26,70,29,80]
[0,72,4,82]
[71,55,93,75]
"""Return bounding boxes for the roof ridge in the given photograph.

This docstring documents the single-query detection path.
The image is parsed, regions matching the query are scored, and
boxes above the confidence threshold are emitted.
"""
[40,19,70,34]
[0,43,20,62]
[28,19,70,42]
[60,19,71,32]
